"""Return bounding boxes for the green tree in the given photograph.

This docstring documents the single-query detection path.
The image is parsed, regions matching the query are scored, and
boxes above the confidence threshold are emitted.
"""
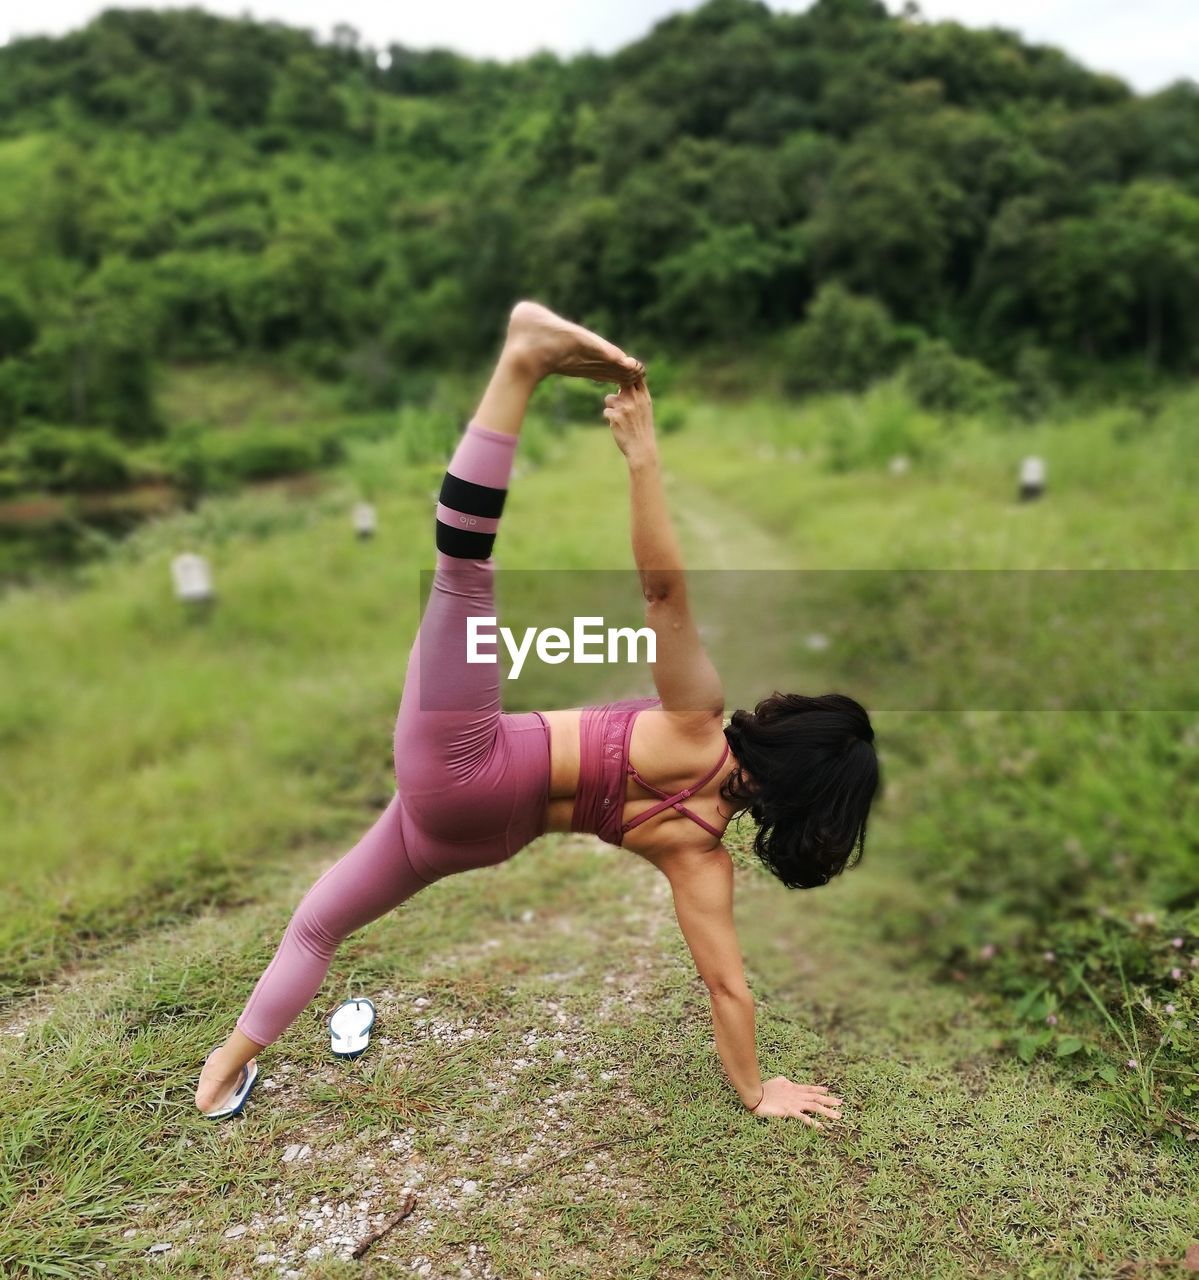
[782,283,910,393]
[0,293,37,361]
[651,223,792,341]
[1039,181,1199,368]
[806,143,968,321]
[902,338,1005,413]
[269,53,346,132]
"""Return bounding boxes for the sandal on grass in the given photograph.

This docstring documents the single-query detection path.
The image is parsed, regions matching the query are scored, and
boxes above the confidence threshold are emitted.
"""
[329,997,377,1059]
[201,1053,258,1120]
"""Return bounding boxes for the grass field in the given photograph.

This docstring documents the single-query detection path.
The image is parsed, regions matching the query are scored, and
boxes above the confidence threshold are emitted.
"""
[2,380,1197,1278]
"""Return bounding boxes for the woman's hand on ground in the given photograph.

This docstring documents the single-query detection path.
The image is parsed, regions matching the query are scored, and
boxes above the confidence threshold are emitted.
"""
[603,378,657,462]
[749,1076,843,1126]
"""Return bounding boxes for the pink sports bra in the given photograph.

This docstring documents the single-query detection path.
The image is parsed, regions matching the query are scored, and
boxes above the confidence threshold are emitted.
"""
[570,695,730,849]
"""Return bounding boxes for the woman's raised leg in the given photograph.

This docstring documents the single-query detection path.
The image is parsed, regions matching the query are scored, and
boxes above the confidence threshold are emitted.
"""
[394,303,642,790]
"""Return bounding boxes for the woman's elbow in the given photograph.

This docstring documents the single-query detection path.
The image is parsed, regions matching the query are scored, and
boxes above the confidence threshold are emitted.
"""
[640,569,685,606]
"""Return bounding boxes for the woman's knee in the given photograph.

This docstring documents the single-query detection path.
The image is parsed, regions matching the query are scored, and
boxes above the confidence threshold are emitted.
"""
[287,898,343,959]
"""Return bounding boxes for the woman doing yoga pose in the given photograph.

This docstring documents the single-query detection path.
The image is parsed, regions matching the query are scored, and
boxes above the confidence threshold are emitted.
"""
[194,301,879,1125]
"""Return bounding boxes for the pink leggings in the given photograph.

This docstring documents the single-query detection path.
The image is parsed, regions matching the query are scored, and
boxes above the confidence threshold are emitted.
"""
[236,424,551,1048]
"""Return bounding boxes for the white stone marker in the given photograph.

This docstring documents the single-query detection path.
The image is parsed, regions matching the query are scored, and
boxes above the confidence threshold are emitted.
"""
[1019,455,1046,501]
[352,502,378,539]
[171,553,214,607]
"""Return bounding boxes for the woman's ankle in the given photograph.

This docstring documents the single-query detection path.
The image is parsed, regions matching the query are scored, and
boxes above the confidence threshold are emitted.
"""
[499,329,549,385]
[472,350,539,435]
[205,1043,240,1073]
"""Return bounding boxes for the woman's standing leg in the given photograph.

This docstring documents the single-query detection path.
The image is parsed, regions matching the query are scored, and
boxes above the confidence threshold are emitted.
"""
[195,303,640,1116]
[193,795,434,1114]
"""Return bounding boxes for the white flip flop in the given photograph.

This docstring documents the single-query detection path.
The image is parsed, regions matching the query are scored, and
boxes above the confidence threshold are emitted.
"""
[201,1053,258,1120]
[329,997,377,1059]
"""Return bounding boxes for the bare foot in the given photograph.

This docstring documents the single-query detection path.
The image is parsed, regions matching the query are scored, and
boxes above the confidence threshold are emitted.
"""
[195,1047,255,1115]
[506,300,644,385]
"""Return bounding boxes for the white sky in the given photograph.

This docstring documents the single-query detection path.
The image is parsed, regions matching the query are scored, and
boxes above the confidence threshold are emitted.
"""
[2,0,1196,94]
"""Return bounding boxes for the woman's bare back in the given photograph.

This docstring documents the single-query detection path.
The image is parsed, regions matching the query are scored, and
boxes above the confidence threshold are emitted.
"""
[540,705,732,859]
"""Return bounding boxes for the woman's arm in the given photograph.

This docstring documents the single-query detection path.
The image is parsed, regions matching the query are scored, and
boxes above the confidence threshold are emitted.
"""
[661,847,845,1126]
[603,381,724,719]
[665,848,762,1107]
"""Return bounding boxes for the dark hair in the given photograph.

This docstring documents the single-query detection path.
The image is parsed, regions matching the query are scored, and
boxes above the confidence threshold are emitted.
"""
[720,692,879,890]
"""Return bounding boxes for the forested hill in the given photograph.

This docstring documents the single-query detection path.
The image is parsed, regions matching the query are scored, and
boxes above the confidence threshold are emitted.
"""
[1,0,1198,444]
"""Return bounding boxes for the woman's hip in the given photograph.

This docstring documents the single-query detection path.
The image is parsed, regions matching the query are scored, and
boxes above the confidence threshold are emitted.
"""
[397,712,551,879]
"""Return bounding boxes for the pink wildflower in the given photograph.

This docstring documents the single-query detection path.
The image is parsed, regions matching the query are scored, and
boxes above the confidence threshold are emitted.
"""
[1171,967,1183,980]
[1165,1004,1176,1015]
[979,943,996,960]
[1172,937,1185,948]
[1043,950,1056,962]
[1045,1014,1058,1026]
[1127,1058,1138,1070]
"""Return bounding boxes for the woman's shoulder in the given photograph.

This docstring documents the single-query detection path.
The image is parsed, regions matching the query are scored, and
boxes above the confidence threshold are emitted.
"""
[630,709,728,784]
[643,699,726,740]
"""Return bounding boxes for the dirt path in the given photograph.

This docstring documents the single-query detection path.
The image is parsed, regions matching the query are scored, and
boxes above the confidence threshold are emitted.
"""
[671,474,796,573]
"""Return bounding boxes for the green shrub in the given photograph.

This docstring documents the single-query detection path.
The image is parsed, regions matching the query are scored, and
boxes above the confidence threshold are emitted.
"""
[161,414,390,501]
[0,459,26,496]
[639,352,681,398]
[5,324,161,439]
[10,425,133,492]
[1010,344,1059,420]
[988,908,1198,1140]
[165,431,224,502]
[0,359,37,435]
[884,707,1199,1136]
[165,423,323,495]
[782,283,914,395]
[901,339,1009,415]
[395,404,462,466]
[205,425,322,481]
[821,381,944,473]
[338,340,405,411]
[655,398,687,435]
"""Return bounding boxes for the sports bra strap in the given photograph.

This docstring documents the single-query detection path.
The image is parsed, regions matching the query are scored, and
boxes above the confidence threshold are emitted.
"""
[622,741,730,840]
